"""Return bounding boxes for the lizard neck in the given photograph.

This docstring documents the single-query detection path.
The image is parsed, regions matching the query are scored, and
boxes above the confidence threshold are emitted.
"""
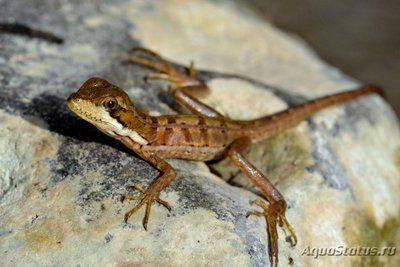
[110,107,154,145]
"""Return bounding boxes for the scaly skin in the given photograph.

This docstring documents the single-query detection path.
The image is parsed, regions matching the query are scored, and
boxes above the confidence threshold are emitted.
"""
[67,47,384,267]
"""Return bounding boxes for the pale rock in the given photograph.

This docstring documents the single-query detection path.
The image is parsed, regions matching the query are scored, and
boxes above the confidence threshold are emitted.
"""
[0,0,399,267]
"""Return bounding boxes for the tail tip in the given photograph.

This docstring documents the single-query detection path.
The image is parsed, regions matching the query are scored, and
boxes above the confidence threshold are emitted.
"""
[363,84,386,99]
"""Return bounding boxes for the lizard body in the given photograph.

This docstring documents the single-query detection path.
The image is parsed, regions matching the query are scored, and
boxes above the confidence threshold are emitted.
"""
[67,48,384,267]
[69,78,381,160]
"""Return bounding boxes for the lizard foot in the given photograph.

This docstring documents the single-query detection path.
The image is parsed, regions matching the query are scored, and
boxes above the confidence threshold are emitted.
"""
[246,198,297,267]
[122,184,172,230]
[127,47,202,88]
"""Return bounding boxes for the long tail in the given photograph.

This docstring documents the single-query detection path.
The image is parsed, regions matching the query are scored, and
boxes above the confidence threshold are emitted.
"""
[247,85,384,140]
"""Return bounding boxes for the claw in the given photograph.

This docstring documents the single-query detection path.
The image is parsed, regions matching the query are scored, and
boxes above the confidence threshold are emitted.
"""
[279,215,297,246]
[123,184,172,230]
[188,61,196,77]
[143,200,152,230]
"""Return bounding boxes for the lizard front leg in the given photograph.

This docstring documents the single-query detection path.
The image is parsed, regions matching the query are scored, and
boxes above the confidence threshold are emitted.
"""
[227,137,297,267]
[122,147,176,230]
[128,47,224,118]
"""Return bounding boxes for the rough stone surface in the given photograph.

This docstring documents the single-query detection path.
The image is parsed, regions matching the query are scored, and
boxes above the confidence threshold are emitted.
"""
[1,0,399,266]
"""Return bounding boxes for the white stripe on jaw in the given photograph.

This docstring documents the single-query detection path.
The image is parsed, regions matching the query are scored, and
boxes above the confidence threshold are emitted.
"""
[109,117,149,146]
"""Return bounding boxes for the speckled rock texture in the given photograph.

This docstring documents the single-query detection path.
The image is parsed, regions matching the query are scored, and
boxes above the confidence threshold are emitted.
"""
[1,0,399,266]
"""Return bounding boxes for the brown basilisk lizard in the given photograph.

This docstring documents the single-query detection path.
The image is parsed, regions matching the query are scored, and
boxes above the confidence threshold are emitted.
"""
[67,47,384,267]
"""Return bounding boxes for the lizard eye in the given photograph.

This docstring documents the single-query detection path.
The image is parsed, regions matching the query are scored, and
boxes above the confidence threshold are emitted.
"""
[103,97,119,111]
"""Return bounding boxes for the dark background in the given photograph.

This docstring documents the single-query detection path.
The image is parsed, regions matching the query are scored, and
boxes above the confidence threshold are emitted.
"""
[245,0,399,116]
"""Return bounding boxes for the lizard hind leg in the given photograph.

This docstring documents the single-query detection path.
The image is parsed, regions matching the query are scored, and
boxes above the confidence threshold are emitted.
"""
[128,47,223,118]
[128,47,202,88]
[227,137,297,267]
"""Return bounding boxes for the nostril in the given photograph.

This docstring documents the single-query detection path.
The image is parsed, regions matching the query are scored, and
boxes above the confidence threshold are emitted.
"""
[67,92,76,102]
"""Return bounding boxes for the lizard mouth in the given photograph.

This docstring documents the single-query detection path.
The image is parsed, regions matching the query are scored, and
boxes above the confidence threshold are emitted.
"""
[67,98,105,124]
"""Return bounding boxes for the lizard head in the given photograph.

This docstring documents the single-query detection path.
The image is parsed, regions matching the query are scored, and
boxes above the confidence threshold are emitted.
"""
[67,77,149,145]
